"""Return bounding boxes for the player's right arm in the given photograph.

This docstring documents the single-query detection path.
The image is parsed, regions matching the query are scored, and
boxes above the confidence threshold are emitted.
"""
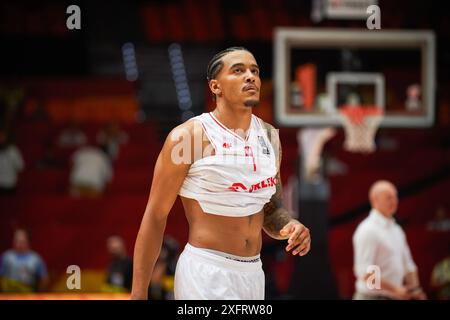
[131,121,197,300]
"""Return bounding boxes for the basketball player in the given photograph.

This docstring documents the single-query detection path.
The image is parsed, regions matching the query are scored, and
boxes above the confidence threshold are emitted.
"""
[131,47,311,300]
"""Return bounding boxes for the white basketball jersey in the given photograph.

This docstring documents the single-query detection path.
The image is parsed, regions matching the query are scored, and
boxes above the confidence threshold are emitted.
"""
[178,112,277,217]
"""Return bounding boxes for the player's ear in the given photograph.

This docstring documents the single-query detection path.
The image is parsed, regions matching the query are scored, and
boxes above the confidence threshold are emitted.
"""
[209,79,222,97]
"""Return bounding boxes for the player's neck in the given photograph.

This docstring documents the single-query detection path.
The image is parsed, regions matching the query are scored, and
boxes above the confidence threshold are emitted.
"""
[212,104,252,134]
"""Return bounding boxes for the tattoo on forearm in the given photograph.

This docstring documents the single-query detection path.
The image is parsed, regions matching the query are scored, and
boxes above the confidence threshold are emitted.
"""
[262,136,292,239]
[263,209,292,238]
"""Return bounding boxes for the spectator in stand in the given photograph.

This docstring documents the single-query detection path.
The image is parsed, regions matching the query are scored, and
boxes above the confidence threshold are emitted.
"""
[0,131,24,195]
[0,229,49,292]
[0,85,25,134]
[103,236,133,293]
[427,206,450,232]
[96,121,128,161]
[69,142,113,197]
[430,255,450,300]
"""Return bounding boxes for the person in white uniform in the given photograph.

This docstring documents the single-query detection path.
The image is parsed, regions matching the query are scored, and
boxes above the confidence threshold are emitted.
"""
[353,180,426,300]
[131,47,311,300]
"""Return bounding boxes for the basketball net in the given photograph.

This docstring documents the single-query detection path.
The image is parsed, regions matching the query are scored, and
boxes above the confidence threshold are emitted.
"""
[338,105,384,153]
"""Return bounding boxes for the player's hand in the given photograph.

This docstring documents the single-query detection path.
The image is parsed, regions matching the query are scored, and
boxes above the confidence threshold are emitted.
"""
[280,220,311,256]
[392,286,411,300]
[409,287,427,300]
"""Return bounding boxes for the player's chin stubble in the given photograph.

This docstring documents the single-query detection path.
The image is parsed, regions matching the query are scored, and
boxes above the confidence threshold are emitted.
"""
[244,99,259,107]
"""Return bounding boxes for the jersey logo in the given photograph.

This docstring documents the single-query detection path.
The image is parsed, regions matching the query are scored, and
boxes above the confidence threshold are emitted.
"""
[222,142,232,149]
[228,177,277,193]
[257,136,270,155]
[228,183,247,192]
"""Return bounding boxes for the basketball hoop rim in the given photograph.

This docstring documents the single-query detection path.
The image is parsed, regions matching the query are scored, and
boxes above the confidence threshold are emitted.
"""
[339,105,384,125]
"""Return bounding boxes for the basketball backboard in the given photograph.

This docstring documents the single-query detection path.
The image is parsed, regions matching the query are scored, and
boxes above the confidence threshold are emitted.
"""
[274,28,436,127]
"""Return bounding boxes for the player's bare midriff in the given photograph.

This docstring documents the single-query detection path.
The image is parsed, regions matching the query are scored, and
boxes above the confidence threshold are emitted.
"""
[180,195,264,257]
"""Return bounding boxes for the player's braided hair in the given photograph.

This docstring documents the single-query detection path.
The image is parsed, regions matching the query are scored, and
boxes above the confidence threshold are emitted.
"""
[206,46,250,101]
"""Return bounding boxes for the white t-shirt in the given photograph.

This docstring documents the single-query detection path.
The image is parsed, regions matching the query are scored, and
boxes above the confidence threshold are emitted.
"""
[70,146,112,191]
[0,145,24,188]
[353,209,417,296]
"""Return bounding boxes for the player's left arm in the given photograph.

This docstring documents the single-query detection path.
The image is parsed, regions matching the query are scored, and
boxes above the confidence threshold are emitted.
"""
[405,271,426,300]
[262,122,311,256]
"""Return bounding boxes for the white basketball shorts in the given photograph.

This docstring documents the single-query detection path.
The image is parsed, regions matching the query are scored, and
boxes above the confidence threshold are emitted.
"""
[174,243,265,300]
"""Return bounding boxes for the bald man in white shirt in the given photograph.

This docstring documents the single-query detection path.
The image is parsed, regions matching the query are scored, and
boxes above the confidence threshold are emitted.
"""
[352,180,426,300]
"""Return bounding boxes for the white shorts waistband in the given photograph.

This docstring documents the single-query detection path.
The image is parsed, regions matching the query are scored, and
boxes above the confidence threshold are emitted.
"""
[183,243,262,273]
